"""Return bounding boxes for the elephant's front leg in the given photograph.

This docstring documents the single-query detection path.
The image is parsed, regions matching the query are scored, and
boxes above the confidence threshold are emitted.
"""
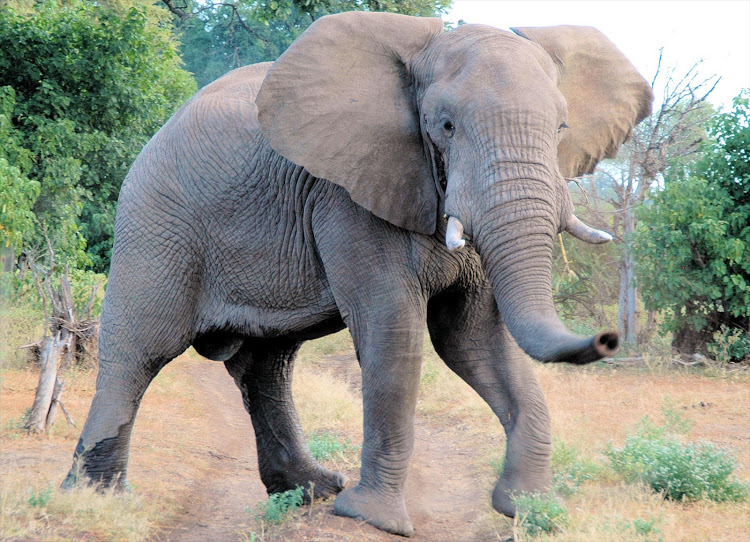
[224,340,348,501]
[427,282,553,517]
[333,304,425,537]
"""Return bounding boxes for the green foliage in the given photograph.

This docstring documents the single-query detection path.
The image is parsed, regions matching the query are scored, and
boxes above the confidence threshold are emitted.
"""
[606,414,749,502]
[307,430,355,462]
[632,91,750,354]
[512,492,569,537]
[175,0,451,89]
[250,486,304,525]
[0,0,196,271]
[550,440,599,496]
[0,88,38,251]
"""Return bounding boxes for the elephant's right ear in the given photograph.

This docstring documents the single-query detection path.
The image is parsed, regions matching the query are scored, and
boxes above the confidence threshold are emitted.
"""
[512,25,653,178]
[257,12,444,235]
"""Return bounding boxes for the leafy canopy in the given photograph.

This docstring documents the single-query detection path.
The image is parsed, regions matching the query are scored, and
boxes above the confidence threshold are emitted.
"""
[0,0,196,270]
[173,0,452,88]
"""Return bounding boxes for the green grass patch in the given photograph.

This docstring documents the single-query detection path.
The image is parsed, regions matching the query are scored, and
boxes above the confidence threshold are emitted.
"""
[307,430,356,462]
[298,330,353,360]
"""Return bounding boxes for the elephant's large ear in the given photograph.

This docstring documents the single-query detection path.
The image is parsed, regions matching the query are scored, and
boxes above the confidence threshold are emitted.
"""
[512,26,653,178]
[257,12,443,234]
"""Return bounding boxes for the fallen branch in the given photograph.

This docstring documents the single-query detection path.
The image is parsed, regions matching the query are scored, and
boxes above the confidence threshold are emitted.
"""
[605,356,644,364]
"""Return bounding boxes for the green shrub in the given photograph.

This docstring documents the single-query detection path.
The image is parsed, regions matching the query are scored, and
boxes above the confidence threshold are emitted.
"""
[513,492,569,537]
[251,486,304,526]
[708,325,750,364]
[606,416,748,502]
[551,440,599,496]
[307,431,354,462]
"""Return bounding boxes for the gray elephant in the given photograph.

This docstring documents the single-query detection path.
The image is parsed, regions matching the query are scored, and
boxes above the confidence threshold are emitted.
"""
[64,12,651,537]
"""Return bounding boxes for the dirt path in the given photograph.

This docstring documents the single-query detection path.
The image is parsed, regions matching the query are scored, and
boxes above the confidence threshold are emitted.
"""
[161,356,499,542]
[161,361,267,541]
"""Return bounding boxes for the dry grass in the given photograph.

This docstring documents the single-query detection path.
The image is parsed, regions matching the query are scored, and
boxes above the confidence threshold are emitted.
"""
[1,483,152,541]
[293,366,362,435]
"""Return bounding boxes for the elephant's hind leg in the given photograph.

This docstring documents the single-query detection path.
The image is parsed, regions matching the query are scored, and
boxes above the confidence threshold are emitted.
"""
[63,301,193,491]
[63,218,199,491]
[224,339,348,501]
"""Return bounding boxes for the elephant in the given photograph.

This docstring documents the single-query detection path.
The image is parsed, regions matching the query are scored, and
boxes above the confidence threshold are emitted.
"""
[64,12,652,537]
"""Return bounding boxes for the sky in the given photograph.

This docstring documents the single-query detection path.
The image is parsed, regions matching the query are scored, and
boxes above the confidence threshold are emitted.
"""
[445,0,750,109]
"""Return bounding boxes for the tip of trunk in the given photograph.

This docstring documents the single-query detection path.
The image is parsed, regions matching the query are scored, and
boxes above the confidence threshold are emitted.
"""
[515,320,620,365]
[546,331,620,364]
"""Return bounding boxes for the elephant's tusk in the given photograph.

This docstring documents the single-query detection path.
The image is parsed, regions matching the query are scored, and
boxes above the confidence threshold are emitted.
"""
[445,216,466,251]
[565,214,613,244]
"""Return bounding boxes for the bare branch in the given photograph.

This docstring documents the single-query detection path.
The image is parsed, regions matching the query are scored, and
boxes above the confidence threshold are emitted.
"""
[161,0,190,20]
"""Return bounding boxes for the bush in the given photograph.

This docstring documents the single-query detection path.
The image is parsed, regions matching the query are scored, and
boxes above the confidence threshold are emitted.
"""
[606,417,748,502]
[551,440,599,496]
[513,492,569,537]
[708,325,750,364]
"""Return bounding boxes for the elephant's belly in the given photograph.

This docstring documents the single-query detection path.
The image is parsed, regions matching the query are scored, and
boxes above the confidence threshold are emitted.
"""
[195,251,342,341]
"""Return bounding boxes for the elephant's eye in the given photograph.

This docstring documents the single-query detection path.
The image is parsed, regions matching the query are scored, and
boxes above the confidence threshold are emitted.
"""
[557,122,569,134]
[442,120,455,137]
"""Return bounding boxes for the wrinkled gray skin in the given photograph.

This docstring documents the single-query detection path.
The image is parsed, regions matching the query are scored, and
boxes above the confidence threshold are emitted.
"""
[65,13,651,537]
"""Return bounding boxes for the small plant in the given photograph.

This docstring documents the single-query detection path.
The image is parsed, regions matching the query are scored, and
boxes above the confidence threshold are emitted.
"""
[513,492,569,537]
[27,486,53,507]
[606,416,749,502]
[6,408,32,435]
[551,440,599,496]
[251,486,304,526]
[307,431,353,462]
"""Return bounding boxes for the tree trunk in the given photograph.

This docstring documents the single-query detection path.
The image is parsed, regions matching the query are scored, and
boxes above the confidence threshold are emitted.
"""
[618,207,638,345]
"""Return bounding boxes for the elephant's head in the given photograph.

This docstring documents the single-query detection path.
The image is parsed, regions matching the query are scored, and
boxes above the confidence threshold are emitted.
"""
[257,12,652,364]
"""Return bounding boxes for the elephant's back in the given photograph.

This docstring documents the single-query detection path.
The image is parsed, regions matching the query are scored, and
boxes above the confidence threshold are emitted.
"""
[195,62,273,115]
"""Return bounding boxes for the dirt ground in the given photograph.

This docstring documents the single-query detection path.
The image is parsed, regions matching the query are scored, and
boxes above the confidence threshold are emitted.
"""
[161,354,500,542]
[1,344,749,541]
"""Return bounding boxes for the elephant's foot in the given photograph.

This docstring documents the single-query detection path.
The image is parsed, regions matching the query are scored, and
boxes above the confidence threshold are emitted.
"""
[492,479,517,517]
[333,485,413,537]
[265,462,348,503]
[61,467,130,493]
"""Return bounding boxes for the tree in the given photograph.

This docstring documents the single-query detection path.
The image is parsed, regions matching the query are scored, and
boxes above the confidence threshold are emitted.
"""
[0,0,196,271]
[165,0,452,88]
[632,90,750,358]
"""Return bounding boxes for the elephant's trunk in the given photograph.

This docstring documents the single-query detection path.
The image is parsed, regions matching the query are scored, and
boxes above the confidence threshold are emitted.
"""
[473,172,620,364]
